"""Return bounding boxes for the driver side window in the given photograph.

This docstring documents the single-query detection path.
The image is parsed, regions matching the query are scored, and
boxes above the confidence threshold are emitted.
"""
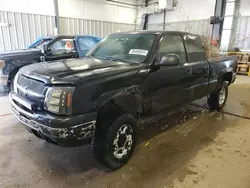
[50,39,75,55]
[159,35,186,64]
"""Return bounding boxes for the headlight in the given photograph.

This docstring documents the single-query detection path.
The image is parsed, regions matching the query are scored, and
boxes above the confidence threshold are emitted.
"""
[44,86,75,115]
[0,60,5,69]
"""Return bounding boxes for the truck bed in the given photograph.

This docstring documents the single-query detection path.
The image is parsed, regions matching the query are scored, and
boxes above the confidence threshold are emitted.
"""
[208,55,238,63]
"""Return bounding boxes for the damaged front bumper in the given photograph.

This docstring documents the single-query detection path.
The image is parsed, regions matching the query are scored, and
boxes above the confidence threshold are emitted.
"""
[9,92,97,147]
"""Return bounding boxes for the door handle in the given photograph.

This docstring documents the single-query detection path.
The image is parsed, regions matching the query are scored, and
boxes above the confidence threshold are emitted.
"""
[185,69,192,75]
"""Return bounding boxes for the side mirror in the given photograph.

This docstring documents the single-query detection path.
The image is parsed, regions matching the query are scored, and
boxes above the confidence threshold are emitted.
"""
[41,44,47,54]
[160,54,179,66]
[42,44,52,55]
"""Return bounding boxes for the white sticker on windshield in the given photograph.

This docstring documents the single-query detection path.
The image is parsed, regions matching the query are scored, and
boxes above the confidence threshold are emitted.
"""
[129,49,148,56]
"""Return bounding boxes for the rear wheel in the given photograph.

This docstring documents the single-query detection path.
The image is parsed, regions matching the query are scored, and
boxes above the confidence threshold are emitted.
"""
[207,81,228,111]
[93,114,137,169]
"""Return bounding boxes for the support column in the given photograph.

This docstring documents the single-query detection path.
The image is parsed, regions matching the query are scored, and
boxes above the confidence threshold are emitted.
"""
[163,9,166,30]
[54,0,60,35]
[212,0,226,41]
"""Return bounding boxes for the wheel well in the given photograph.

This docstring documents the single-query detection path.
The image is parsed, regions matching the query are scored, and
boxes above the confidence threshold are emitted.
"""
[7,67,19,87]
[96,101,124,131]
[222,72,232,85]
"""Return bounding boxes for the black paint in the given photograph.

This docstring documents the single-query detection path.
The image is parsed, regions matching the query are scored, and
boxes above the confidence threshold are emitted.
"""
[10,31,238,147]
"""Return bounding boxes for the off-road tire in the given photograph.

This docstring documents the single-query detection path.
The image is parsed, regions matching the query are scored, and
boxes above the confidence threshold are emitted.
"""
[93,114,137,169]
[207,81,228,111]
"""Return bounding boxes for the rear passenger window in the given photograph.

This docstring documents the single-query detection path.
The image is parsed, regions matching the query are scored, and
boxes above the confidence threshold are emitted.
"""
[159,35,186,64]
[184,35,206,62]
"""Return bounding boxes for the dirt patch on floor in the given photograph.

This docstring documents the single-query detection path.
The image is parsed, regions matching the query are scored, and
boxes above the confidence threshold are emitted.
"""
[83,111,244,188]
[169,117,250,188]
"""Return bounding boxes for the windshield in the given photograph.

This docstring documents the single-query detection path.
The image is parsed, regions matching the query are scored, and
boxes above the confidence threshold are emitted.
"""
[88,34,156,64]
[29,39,52,49]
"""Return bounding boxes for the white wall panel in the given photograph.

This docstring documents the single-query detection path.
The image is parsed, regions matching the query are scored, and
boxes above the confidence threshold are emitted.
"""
[233,16,250,50]
[148,19,212,37]
[58,0,136,23]
[136,0,215,39]
[164,0,216,22]
[0,11,56,51]
[0,0,136,23]
[59,17,135,37]
[139,0,216,26]
[0,11,135,52]
[0,0,55,16]
[148,13,164,25]
[239,0,250,17]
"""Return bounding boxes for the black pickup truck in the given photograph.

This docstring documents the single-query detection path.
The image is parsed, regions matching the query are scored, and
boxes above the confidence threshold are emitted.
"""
[9,31,237,169]
[0,35,100,91]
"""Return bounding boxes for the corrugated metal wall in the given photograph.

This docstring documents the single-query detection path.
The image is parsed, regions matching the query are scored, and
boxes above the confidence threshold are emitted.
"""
[147,19,212,37]
[59,17,135,37]
[0,11,55,51]
[0,11,135,52]
[232,16,250,50]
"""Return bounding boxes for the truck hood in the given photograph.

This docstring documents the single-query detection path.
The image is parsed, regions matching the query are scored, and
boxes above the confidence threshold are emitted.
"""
[0,48,41,59]
[18,58,140,85]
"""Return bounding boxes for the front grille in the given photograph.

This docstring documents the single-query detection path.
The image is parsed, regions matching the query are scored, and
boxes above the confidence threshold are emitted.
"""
[17,74,45,94]
[18,88,26,98]
[17,74,47,109]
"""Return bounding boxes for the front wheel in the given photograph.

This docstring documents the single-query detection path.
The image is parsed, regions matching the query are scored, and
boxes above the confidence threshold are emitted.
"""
[207,81,228,111]
[93,114,137,169]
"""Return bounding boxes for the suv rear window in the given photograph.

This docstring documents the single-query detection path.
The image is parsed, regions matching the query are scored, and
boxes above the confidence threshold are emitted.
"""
[184,35,206,62]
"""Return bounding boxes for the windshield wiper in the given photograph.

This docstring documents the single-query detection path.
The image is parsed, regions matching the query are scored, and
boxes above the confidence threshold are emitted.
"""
[88,55,130,63]
[103,56,128,63]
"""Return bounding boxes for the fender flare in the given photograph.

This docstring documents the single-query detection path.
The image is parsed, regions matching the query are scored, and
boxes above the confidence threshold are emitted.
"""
[218,68,233,84]
[94,85,144,117]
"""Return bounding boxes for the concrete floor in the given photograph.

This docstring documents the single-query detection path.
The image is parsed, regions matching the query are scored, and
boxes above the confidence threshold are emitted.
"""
[1,76,250,188]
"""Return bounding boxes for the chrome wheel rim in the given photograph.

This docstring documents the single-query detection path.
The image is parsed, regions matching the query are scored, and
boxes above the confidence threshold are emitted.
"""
[219,87,226,105]
[113,124,133,159]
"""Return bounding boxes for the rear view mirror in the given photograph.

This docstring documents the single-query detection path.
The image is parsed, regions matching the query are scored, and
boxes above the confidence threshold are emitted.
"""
[160,54,179,66]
